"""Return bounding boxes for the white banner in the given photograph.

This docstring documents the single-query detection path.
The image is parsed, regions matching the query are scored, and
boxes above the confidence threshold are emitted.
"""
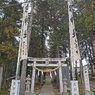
[68,0,80,61]
[70,32,80,61]
[20,1,30,60]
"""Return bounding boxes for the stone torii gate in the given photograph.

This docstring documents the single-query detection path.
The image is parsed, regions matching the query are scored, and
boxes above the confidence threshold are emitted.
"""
[27,57,67,94]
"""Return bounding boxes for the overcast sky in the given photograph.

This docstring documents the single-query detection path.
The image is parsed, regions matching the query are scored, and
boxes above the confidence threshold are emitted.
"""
[18,0,24,2]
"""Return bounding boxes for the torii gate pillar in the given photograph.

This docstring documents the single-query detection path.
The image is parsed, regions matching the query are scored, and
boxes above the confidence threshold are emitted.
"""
[31,61,36,94]
[59,61,63,95]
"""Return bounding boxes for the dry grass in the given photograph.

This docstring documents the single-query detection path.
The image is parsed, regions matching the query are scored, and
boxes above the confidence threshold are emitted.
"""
[53,82,95,95]
[79,82,95,95]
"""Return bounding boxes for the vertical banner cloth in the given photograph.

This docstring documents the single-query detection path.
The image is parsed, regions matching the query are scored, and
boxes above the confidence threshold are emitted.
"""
[68,0,80,61]
[20,1,30,60]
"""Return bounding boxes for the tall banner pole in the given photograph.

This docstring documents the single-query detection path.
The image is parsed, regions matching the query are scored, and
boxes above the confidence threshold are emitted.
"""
[67,0,80,80]
[15,0,31,79]
[68,0,81,95]
[15,0,26,80]
[10,1,33,95]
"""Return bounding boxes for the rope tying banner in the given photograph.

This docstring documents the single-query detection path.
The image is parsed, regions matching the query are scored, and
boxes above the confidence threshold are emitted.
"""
[31,62,64,72]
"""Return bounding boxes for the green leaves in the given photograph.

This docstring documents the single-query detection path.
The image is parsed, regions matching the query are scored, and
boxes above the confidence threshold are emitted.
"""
[0,0,22,67]
[75,0,95,39]
[0,0,22,85]
[30,0,69,58]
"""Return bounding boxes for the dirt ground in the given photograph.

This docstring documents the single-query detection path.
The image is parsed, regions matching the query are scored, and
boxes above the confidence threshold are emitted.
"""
[53,85,59,95]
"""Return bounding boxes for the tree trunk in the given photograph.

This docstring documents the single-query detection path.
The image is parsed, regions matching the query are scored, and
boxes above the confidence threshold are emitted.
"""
[88,39,94,77]
[75,61,78,80]
[90,63,94,77]
[0,67,3,89]
[91,39,95,76]
[69,45,72,80]
[92,39,95,65]
[40,71,43,86]
[56,69,59,86]
[52,71,55,82]
[3,64,9,88]
[80,60,83,84]
[19,59,27,95]
[56,46,59,86]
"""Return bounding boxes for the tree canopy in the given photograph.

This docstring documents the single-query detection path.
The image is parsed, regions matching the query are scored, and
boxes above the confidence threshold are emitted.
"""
[0,0,95,86]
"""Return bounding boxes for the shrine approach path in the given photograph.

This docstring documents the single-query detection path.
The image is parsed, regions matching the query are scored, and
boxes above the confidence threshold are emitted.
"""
[39,76,55,95]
